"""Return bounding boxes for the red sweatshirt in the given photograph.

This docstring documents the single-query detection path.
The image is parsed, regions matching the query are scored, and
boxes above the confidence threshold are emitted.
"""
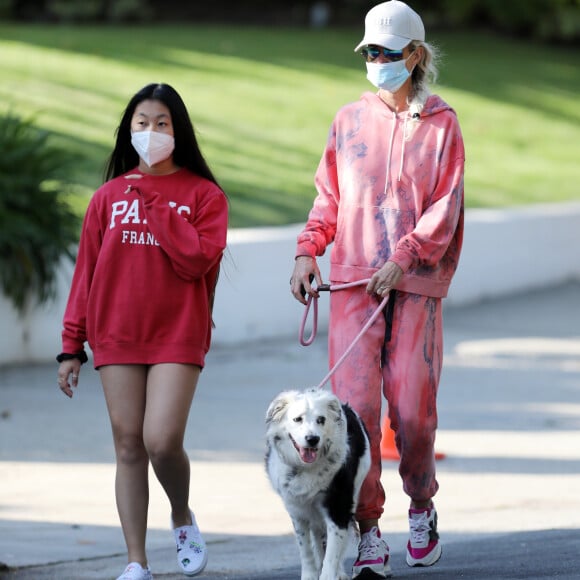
[61,168,228,368]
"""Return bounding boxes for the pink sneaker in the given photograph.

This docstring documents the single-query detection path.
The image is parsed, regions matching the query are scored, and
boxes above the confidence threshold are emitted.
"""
[352,526,392,578]
[406,503,442,567]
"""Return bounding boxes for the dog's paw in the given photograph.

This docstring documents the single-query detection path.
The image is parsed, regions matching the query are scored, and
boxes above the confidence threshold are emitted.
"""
[319,569,349,580]
[300,567,319,580]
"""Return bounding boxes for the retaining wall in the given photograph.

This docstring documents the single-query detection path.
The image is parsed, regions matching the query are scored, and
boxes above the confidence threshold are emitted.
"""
[1,202,579,366]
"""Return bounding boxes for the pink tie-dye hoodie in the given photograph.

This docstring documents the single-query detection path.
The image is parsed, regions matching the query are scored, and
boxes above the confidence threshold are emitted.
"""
[296,91,465,298]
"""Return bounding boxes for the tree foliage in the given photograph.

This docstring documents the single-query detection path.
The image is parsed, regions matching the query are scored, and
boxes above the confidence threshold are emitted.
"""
[2,0,579,42]
[432,0,580,41]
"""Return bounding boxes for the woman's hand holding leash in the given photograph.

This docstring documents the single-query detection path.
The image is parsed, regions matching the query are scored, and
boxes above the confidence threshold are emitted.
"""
[368,261,403,296]
[291,256,403,301]
[290,256,323,305]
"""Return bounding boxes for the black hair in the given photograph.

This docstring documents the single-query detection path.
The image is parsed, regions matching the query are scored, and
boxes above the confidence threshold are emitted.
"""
[103,83,220,187]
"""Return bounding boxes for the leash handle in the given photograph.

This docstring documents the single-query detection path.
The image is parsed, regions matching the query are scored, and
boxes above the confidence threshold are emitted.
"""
[298,278,371,346]
[299,294,318,346]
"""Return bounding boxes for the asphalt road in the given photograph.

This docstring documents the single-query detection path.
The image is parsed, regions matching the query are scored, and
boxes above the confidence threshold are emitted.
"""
[1,282,580,579]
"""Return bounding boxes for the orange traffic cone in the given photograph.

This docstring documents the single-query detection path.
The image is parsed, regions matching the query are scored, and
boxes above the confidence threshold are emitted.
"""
[380,415,446,461]
[380,415,401,460]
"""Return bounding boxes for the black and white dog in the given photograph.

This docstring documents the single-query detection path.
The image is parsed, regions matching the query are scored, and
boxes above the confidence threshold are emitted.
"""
[265,388,371,580]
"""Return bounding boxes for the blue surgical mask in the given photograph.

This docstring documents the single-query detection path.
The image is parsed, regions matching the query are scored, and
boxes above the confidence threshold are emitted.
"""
[366,57,412,93]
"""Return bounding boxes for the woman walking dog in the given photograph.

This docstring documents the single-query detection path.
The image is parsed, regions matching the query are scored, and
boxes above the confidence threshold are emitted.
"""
[290,1,465,577]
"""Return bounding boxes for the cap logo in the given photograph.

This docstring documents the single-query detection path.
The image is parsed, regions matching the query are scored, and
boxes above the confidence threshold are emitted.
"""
[374,17,393,27]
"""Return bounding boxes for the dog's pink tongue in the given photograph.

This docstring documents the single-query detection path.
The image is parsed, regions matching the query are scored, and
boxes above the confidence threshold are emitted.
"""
[300,448,317,463]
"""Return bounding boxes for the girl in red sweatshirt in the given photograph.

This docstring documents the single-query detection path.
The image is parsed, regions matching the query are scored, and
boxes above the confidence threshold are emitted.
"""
[57,83,228,580]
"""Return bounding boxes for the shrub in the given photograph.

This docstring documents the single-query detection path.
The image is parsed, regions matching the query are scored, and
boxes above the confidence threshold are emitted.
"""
[0,113,81,315]
[436,0,580,42]
[48,0,152,22]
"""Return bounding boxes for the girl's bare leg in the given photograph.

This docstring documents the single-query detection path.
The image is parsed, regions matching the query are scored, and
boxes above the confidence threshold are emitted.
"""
[144,363,200,527]
[100,364,150,567]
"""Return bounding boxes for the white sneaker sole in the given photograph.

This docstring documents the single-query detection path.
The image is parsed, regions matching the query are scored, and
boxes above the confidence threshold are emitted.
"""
[406,542,442,567]
[352,561,393,579]
[180,549,208,576]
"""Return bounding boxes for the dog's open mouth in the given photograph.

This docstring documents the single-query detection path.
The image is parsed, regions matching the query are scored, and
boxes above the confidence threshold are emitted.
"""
[289,434,318,464]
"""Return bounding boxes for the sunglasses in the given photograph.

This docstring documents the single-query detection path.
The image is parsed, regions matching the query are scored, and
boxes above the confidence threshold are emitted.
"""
[361,46,405,63]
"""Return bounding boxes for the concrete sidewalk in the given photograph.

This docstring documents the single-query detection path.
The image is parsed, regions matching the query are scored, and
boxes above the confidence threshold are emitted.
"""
[1,281,579,579]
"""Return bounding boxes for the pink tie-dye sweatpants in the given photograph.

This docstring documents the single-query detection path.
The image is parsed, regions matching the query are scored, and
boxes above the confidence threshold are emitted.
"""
[329,286,443,521]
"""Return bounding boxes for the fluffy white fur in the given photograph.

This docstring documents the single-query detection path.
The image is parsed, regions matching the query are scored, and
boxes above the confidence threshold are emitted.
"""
[265,388,371,580]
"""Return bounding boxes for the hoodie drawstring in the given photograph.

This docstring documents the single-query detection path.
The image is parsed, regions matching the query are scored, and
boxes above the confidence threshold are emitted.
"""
[383,112,397,196]
[384,111,413,193]
[382,91,428,192]
[399,115,409,182]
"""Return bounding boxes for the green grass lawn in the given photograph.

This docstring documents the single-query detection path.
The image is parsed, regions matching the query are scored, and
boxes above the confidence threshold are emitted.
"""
[1,24,579,227]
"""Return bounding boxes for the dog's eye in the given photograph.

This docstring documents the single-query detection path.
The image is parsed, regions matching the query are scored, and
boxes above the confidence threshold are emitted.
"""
[293,416,303,423]
[316,416,326,425]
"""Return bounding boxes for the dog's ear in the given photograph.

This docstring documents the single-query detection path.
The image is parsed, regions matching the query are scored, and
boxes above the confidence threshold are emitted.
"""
[327,397,345,424]
[266,391,295,425]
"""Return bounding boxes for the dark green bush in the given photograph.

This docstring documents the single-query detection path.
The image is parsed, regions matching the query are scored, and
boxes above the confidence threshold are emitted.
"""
[48,0,151,23]
[434,0,579,41]
[4,0,580,42]
[0,113,81,315]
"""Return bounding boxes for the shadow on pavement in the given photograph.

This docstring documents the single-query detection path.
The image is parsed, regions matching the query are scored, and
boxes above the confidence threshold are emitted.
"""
[1,528,578,579]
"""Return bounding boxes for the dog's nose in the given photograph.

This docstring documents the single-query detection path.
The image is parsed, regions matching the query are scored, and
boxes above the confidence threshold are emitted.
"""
[305,435,320,447]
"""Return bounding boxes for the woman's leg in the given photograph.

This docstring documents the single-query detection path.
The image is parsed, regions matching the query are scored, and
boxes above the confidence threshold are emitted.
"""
[329,287,386,525]
[143,363,200,527]
[382,293,443,503]
[100,364,150,567]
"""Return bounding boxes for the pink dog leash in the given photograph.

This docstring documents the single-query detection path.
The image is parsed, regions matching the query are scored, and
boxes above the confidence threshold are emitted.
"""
[299,279,389,389]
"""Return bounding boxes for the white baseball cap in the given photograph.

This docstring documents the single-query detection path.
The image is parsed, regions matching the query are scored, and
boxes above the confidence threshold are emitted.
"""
[354,1,425,52]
